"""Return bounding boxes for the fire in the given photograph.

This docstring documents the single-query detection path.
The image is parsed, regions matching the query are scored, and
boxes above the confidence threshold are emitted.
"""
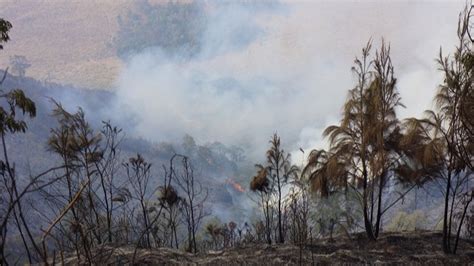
[226,177,245,193]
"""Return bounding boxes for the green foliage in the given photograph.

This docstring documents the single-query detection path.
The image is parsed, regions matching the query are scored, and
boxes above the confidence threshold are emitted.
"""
[114,0,206,59]
[0,89,36,134]
[0,18,12,50]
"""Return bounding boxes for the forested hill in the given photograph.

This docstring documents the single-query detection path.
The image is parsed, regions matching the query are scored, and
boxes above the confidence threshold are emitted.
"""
[0,1,472,264]
[0,72,255,259]
[0,69,252,195]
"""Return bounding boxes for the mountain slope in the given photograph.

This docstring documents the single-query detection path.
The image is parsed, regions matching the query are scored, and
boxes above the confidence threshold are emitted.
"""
[0,0,129,89]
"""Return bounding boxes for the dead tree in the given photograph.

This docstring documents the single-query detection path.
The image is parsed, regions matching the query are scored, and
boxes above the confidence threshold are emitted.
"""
[250,166,273,245]
[123,154,154,248]
[173,155,208,253]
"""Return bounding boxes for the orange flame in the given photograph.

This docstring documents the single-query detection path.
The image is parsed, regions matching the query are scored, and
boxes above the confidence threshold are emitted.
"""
[226,177,245,193]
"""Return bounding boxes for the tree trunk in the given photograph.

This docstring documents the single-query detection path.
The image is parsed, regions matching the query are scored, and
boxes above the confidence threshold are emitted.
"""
[374,172,385,238]
[442,171,452,253]
[277,184,283,243]
[362,160,376,240]
[453,192,473,254]
[265,200,272,245]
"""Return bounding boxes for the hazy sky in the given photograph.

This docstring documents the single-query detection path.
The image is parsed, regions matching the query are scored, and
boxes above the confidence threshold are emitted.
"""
[114,0,466,161]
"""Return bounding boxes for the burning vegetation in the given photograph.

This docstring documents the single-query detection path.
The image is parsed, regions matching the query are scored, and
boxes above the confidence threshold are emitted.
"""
[226,177,245,193]
[0,2,473,265]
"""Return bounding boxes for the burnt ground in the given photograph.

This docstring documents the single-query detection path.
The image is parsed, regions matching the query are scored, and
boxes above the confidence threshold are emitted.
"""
[58,231,474,265]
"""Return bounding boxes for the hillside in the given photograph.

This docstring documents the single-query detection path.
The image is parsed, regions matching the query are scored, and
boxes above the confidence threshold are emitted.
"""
[0,1,472,265]
[0,0,129,89]
[56,231,474,265]
[0,72,255,261]
[0,0,203,90]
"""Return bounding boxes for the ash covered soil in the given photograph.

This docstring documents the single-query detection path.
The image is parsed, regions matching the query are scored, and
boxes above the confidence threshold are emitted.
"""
[60,231,474,265]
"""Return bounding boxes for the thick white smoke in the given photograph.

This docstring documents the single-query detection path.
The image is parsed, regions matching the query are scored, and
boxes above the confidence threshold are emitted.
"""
[113,1,464,161]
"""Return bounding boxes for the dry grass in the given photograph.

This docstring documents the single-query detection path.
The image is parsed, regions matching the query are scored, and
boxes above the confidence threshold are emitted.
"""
[0,0,203,89]
[59,231,474,265]
[0,0,133,89]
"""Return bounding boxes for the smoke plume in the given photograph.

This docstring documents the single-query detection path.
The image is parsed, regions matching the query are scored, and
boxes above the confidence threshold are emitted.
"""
[113,0,464,161]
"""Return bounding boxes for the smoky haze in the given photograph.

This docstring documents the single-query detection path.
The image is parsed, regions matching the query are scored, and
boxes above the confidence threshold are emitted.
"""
[112,1,464,161]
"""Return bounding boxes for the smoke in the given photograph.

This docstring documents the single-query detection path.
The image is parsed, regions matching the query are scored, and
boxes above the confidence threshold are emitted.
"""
[113,0,464,162]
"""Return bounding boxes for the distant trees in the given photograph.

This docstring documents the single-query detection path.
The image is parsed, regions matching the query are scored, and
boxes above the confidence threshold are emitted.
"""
[114,0,206,59]
[1,3,474,263]
[182,134,197,157]
[9,55,31,78]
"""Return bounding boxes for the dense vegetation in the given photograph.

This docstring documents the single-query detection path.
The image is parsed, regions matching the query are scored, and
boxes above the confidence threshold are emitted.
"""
[114,0,206,59]
[0,4,472,266]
